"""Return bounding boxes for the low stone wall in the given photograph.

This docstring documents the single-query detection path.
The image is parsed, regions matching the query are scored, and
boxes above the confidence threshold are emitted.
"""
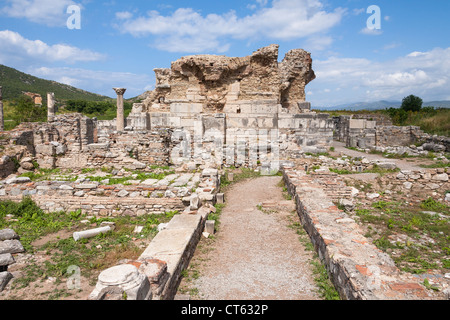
[379,168,449,197]
[281,165,440,300]
[334,115,449,152]
[304,154,398,173]
[0,170,219,217]
[88,168,219,300]
[375,126,422,148]
[138,212,207,299]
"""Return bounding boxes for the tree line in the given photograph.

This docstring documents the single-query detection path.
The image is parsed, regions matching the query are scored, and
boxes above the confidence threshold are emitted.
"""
[8,97,133,126]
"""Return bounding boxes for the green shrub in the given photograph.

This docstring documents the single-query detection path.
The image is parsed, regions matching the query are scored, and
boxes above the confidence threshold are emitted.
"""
[421,197,447,211]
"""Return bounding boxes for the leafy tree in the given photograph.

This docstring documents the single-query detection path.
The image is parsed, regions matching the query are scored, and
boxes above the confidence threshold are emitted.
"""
[401,95,423,112]
[11,96,46,125]
[65,99,132,119]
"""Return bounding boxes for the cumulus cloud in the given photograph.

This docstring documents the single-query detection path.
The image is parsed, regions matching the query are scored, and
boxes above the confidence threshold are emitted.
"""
[0,30,105,64]
[115,0,345,53]
[359,27,383,35]
[116,11,133,20]
[304,35,334,51]
[308,47,450,106]
[30,66,152,98]
[0,0,79,27]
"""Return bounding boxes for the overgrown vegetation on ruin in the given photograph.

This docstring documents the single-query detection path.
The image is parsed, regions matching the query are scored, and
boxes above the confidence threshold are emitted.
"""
[352,197,450,274]
[17,166,175,183]
[64,99,133,120]
[316,106,450,137]
[0,196,179,299]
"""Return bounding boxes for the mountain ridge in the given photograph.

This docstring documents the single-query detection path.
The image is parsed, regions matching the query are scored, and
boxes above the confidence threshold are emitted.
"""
[313,100,450,111]
[0,64,111,102]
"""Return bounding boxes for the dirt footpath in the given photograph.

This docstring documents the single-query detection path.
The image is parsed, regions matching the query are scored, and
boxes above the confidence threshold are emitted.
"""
[181,176,320,300]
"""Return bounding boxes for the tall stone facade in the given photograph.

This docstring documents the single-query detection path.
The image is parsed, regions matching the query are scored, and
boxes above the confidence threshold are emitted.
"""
[1,45,334,174]
[137,44,315,114]
[125,45,333,168]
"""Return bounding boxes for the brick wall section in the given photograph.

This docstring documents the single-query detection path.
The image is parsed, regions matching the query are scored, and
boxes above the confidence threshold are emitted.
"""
[281,166,441,300]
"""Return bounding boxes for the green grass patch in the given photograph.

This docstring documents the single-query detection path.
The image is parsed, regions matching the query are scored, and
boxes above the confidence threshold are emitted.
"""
[220,167,261,189]
[0,197,175,293]
[354,199,449,274]
[420,162,450,169]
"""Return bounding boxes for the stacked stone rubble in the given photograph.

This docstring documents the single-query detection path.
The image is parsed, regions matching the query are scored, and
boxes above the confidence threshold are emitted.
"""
[0,229,24,292]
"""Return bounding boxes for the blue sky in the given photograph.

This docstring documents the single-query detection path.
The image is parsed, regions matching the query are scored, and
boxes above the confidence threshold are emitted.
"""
[0,0,449,107]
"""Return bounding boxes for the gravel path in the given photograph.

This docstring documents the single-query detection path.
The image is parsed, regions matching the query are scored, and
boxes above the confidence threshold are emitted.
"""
[189,176,320,300]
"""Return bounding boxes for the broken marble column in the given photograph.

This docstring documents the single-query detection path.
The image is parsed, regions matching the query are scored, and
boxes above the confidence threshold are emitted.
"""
[73,226,112,241]
[216,193,224,204]
[205,220,215,234]
[89,264,152,300]
[113,88,126,131]
[190,193,200,210]
[47,92,55,122]
[0,86,4,131]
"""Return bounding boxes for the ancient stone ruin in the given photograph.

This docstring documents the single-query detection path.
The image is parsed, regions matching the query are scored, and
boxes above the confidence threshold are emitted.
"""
[138,44,314,113]
[0,45,335,179]
[0,45,449,300]
[125,44,332,168]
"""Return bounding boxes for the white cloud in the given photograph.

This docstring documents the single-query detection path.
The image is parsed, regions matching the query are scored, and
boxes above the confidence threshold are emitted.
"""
[308,47,450,106]
[116,0,345,53]
[304,35,333,51]
[1,0,78,27]
[116,11,133,20]
[383,42,401,51]
[352,8,365,15]
[30,66,152,98]
[0,30,105,64]
[359,27,383,35]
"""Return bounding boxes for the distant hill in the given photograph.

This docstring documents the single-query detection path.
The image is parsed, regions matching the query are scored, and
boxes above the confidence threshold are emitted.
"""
[0,64,111,103]
[314,100,450,111]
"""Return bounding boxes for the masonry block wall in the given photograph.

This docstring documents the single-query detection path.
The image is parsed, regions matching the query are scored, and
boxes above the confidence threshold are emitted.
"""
[334,115,449,152]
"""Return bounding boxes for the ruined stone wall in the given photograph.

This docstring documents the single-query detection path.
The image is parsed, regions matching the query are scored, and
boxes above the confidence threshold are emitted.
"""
[282,166,439,300]
[3,114,172,174]
[352,114,392,126]
[334,115,449,152]
[380,168,449,197]
[141,44,315,114]
[375,126,423,148]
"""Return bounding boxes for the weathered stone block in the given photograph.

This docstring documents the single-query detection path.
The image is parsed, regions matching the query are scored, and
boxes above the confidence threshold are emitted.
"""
[0,253,15,267]
[0,229,20,241]
[0,240,24,254]
[0,271,13,291]
[35,144,56,156]
[89,264,151,300]
[432,173,448,181]
[216,193,224,204]
[205,220,215,234]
